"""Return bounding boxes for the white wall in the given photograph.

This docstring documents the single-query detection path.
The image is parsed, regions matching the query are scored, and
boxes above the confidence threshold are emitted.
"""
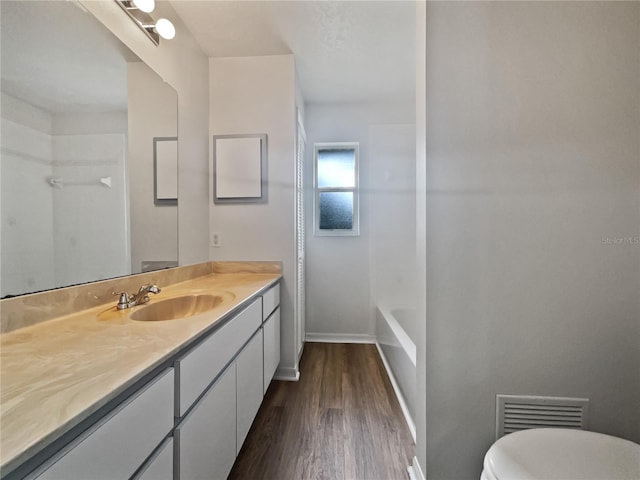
[369,124,416,313]
[304,102,414,339]
[209,55,299,378]
[128,62,178,272]
[53,112,127,136]
[0,94,129,295]
[424,2,640,478]
[52,131,128,286]
[82,0,210,268]
[51,111,129,287]
[0,93,55,295]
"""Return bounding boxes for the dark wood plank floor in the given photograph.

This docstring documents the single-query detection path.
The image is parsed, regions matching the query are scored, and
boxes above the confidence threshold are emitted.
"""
[229,343,415,480]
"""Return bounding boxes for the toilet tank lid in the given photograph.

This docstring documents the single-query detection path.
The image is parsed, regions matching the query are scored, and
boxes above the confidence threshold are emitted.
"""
[483,428,640,480]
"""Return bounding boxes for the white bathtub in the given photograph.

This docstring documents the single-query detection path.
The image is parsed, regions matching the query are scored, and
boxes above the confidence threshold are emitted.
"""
[376,305,416,439]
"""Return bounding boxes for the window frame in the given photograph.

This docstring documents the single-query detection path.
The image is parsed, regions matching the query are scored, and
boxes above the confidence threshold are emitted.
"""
[313,142,360,237]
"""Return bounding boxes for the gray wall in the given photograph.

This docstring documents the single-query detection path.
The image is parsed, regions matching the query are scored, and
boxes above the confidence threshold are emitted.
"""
[415,1,427,476]
[424,2,640,478]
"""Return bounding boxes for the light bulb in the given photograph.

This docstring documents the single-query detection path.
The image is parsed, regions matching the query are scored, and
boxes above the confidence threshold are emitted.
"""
[132,0,155,13]
[155,18,175,40]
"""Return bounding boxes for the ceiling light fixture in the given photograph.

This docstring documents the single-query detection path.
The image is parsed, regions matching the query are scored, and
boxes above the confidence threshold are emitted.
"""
[114,0,175,46]
[132,0,155,13]
[154,18,176,40]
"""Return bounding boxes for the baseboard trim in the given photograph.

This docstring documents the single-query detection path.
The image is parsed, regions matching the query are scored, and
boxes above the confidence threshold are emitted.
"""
[273,366,299,381]
[375,342,416,442]
[305,332,376,344]
[408,456,425,480]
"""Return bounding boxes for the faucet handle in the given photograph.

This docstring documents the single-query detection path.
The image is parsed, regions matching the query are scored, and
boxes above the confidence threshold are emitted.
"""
[139,284,161,295]
[113,291,130,310]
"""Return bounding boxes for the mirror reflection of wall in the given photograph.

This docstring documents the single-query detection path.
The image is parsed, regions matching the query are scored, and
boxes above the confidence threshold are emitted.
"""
[128,63,178,274]
[0,0,178,297]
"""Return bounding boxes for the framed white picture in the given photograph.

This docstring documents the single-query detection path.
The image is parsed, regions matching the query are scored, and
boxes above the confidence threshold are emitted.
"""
[213,134,267,204]
[153,137,178,205]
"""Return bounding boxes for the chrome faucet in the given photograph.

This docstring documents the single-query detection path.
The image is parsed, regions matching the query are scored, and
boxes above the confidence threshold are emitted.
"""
[114,284,161,310]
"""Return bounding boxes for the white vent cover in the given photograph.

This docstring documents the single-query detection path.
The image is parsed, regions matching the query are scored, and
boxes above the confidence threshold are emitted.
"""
[496,395,589,439]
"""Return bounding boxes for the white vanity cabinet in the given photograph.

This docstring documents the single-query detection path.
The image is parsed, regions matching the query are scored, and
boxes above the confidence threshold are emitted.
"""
[176,328,265,480]
[36,368,173,480]
[175,299,262,417]
[19,281,280,480]
[174,297,262,480]
[174,284,281,479]
[175,364,237,480]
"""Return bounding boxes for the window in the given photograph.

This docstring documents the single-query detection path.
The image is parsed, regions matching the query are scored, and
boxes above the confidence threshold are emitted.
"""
[313,142,359,236]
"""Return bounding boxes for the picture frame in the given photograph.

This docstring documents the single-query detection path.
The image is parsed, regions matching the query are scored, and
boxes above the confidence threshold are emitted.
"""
[213,133,267,204]
[153,137,178,206]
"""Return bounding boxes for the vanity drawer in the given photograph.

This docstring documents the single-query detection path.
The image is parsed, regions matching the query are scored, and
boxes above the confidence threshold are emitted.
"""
[176,298,262,416]
[175,363,236,480]
[262,284,280,321]
[133,437,173,480]
[263,307,280,393]
[37,368,173,480]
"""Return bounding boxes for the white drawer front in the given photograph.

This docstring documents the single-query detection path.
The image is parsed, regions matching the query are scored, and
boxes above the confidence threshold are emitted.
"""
[38,369,173,480]
[263,307,280,393]
[236,330,264,454]
[176,298,262,416]
[176,364,237,480]
[134,437,173,480]
[262,283,280,320]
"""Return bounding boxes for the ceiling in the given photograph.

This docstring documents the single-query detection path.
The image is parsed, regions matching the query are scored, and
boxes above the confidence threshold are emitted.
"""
[1,1,416,112]
[170,0,417,104]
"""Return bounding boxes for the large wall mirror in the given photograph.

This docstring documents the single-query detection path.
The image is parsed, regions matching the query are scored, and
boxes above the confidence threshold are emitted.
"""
[0,0,178,297]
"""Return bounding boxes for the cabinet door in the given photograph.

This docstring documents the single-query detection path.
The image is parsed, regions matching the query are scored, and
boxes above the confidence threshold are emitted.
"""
[236,331,263,454]
[37,369,173,480]
[177,364,236,480]
[263,307,280,393]
[134,437,173,480]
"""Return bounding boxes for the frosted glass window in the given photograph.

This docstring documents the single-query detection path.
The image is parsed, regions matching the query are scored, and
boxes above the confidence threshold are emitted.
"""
[319,192,353,230]
[317,149,355,188]
[314,142,359,236]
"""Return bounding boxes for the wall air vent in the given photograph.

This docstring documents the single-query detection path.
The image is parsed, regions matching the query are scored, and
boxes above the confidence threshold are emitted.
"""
[496,395,589,439]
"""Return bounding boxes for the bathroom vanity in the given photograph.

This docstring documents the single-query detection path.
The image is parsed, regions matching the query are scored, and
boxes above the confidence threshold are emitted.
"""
[0,262,281,480]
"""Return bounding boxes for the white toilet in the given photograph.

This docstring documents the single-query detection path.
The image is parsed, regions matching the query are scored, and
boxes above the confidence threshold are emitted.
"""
[481,428,640,480]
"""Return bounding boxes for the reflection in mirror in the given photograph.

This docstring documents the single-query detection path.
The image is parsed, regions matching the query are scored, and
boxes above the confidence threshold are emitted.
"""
[153,137,178,206]
[0,0,178,297]
[128,62,178,272]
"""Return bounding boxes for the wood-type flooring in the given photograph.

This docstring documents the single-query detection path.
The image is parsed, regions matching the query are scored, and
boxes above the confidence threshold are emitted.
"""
[228,342,415,480]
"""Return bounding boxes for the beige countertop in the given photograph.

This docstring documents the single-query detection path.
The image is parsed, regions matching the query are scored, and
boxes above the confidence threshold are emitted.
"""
[0,270,280,474]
